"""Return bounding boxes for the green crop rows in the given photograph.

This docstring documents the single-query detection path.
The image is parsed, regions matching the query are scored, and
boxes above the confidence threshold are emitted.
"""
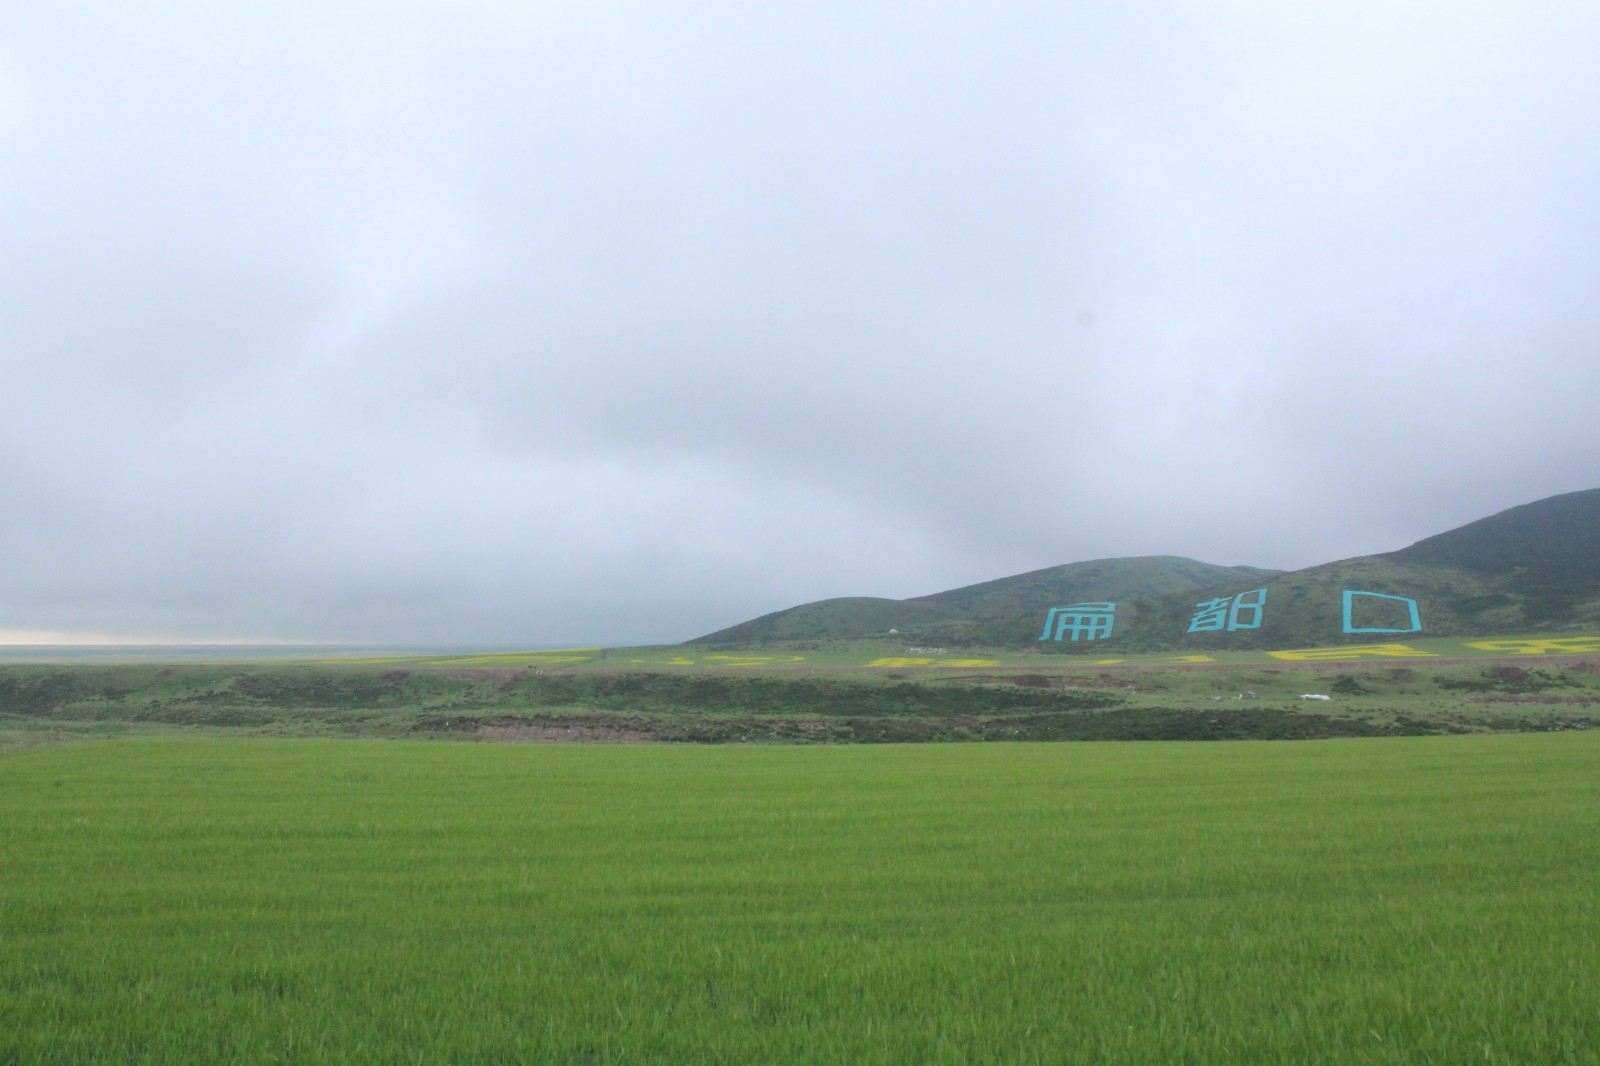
[3,734,1597,1063]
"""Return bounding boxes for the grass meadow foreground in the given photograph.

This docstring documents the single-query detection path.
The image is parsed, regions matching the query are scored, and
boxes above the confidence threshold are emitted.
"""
[2,735,1597,1064]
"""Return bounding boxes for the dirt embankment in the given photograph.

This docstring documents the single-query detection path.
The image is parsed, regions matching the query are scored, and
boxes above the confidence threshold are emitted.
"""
[476,720,653,742]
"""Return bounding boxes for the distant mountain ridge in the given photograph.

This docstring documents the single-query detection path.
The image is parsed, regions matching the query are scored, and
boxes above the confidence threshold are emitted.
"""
[912,557,1283,617]
[691,556,1285,645]
[690,488,1600,650]
[1384,488,1600,623]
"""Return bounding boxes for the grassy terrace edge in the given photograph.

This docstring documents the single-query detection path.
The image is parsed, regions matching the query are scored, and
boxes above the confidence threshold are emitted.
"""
[5,635,1600,747]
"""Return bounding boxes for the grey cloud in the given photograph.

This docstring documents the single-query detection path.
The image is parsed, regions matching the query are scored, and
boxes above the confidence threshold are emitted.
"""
[2,3,1599,644]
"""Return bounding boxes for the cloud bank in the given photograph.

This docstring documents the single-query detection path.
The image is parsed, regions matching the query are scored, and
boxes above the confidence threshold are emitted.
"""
[3,3,1598,644]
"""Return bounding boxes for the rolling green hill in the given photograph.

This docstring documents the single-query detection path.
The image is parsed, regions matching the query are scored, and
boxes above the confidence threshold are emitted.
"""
[690,557,1283,645]
[912,556,1280,617]
[1384,487,1600,625]
[689,596,961,645]
[691,488,1600,651]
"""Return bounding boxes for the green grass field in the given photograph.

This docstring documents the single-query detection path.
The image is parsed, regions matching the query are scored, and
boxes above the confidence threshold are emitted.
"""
[3,734,1597,1063]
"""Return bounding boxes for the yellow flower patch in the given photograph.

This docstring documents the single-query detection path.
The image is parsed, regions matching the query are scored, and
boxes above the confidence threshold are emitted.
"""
[1268,643,1436,661]
[1463,637,1600,655]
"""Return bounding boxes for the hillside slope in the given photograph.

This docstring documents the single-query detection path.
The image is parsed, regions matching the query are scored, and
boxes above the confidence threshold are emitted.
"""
[690,488,1600,651]
[689,597,961,645]
[1383,487,1600,624]
[690,557,1284,645]
[911,556,1280,617]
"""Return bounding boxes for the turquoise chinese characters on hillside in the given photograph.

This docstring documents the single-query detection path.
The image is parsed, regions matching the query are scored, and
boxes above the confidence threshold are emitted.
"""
[1039,603,1117,642]
[1187,588,1268,633]
[1342,591,1422,634]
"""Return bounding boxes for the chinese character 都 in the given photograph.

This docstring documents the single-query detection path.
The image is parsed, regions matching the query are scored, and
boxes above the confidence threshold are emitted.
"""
[1187,588,1267,633]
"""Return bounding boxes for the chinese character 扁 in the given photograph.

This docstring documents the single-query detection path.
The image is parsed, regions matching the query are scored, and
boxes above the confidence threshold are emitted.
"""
[1039,602,1117,642]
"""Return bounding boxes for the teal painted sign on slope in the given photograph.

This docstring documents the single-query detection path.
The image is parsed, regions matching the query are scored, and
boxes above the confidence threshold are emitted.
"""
[1039,603,1117,642]
[1187,588,1267,632]
[1342,590,1422,634]
[1039,590,1422,642]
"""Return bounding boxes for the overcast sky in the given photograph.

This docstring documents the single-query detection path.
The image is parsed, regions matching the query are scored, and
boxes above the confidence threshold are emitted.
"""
[3,3,1598,646]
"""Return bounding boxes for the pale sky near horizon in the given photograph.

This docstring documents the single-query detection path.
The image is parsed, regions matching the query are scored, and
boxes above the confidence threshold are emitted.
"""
[3,3,1598,646]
